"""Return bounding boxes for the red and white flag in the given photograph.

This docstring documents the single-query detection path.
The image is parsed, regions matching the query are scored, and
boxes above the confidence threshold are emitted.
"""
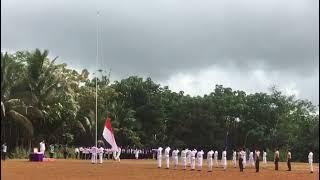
[102,117,118,151]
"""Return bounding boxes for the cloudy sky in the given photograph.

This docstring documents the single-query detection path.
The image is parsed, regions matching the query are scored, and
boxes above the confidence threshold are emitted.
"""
[1,0,319,105]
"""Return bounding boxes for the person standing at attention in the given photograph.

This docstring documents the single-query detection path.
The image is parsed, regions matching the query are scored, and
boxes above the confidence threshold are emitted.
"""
[286,149,292,171]
[274,148,280,170]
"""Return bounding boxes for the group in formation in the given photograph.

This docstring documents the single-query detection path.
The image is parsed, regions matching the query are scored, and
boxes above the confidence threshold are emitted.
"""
[156,147,315,173]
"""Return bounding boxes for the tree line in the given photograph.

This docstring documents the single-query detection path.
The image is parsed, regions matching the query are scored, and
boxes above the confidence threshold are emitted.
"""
[1,49,319,162]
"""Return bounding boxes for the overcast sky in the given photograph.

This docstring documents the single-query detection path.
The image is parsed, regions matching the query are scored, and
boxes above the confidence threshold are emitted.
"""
[1,0,319,105]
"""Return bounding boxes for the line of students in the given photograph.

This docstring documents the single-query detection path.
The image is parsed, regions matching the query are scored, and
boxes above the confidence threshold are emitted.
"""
[156,147,315,173]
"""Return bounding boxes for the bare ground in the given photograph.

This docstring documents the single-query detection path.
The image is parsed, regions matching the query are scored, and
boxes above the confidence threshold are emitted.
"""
[1,159,319,180]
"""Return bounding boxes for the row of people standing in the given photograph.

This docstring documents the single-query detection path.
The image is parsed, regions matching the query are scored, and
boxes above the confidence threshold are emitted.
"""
[156,147,315,173]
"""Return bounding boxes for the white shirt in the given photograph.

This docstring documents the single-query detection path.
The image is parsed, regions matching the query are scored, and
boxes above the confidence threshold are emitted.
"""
[249,152,253,158]
[40,142,45,152]
[197,150,204,159]
[191,150,197,157]
[181,150,187,158]
[165,147,171,156]
[222,151,227,159]
[308,152,313,160]
[2,144,7,153]
[287,152,291,159]
[255,150,260,159]
[240,150,245,159]
[214,151,218,158]
[207,150,214,159]
[233,151,236,158]
[172,149,178,157]
[75,148,79,153]
[157,147,163,157]
[99,147,104,154]
[263,151,267,157]
[91,147,98,154]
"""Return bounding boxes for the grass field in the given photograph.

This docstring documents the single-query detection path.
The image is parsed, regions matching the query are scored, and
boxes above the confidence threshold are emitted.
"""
[1,159,319,180]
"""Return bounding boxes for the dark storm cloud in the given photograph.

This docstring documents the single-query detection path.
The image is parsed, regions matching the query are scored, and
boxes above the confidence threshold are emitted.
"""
[1,0,319,104]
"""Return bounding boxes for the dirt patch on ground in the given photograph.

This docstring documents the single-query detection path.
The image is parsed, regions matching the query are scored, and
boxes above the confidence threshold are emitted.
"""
[1,159,319,180]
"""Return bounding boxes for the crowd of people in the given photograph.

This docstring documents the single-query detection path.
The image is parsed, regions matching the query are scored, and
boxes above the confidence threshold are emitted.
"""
[0,141,316,174]
[156,147,315,174]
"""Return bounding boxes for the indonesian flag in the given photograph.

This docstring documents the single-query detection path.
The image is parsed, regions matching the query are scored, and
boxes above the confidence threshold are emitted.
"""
[102,117,118,151]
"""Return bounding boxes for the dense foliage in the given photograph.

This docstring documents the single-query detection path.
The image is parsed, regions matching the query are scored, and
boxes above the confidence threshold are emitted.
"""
[1,49,319,162]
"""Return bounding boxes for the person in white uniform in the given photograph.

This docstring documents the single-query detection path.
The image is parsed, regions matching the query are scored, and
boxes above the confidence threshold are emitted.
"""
[190,149,197,170]
[91,146,97,164]
[39,140,46,154]
[135,148,140,160]
[181,149,187,170]
[249,151,255,167]
[232,149,237,168]
[157,147,163,168]
[172,149,179,169]
[207,150,214,172]
[187,149,191,167]
[98,147,104,164]
[214,150,219,167]
[197,150,204,171]
[308,151,314,173]
[263,150,267,164]
[165,147,171,169]
[116,147,121,162]
[243,151,247,168]
[222,149,227,170]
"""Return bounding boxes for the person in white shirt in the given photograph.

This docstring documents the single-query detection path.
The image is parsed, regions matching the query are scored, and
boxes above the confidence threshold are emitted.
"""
[91,146,98,164]
[207,150,214,172]
[243,151,247,169]
[98,147,104,164]
[232,149,237,168]
[181,149,187,170]
[39,140,46,154]
[187,149,191,167]
[157,147,163,168]
[75,147,80,159]
[308,151,314,173]
[172,149,179,169]
[221,149,227,170]
[135,149,140,160]
[239,148,245,172]
[263,150,267,164]
[197,150,204,171]
[2,143,7,161]
[165,147,171,169]
[116,147,121,162]
[249,151,255,167]
[286,150,292,171]
[214,150,219,167]
[79,147,84,159]
[190,149,197,170]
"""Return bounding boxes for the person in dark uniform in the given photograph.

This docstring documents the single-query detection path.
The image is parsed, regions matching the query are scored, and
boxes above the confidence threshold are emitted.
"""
[286,149,292,171]
[63,145,68,159]
[239,148,244,172]
[255,148,261,172]
[274,148,280,170]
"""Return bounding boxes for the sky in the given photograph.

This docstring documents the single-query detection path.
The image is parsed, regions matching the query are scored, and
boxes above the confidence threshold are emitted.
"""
[1,0,319,105]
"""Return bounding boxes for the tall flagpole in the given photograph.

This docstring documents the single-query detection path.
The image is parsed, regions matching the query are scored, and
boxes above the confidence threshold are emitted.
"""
[95,10,99,163]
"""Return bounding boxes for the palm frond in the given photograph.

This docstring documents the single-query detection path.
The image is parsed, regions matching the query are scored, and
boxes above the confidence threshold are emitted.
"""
[7,110,34,137]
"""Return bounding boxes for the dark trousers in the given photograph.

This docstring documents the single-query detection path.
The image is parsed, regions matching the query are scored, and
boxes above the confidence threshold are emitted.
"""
[255,159,260,172]
[239,158,243,172]
[75,152,79,159]
[287,159,291,171]
[275,157,279,170]
[64,152,68,159]
[2,152,6,160]
[49,152,54,158]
